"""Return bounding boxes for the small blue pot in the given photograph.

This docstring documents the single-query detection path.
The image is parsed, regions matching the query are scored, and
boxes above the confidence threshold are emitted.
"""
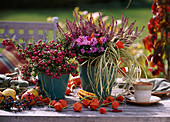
[38,73,69,100]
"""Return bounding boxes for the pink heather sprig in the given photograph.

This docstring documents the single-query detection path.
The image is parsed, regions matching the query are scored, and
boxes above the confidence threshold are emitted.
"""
[64,12,144,46]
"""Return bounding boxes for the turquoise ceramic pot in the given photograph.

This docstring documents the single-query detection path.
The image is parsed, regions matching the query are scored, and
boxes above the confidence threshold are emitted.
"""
[38,73,69,100]
[79,66,117,98]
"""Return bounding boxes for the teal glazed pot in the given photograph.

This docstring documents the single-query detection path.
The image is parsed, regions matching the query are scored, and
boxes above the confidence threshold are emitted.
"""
[38,73,69,100]
[79,66,117,98]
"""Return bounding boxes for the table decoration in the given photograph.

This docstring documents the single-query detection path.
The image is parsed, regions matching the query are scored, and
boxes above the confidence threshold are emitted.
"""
[2,36,78,100]
[58,12,146,99]
[134,82,153,102]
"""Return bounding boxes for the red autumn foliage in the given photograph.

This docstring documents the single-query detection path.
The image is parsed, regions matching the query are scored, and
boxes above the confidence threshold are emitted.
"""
[142,0,169,80]
[111,101,119,109]
[73,102,82,112]
[142,35,153,52]
[81,99,91,108]
[54,102,63,111]
[152,2,158,15]
[157,61,165,72]
[152,69,159,76]
[99,108,107,114]
[59,99,67,107]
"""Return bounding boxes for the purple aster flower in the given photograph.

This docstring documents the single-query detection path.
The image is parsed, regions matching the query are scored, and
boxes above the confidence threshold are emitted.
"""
[81,48,85,54]
[99,47,105,52]
[94,33,100,37]
[75,36,90,46]
[81,37,90,45]
[75,38,82,46]
[90,47,98,53]
[70,42,75,47]
[100,37,108,44]
[90,37,98,46]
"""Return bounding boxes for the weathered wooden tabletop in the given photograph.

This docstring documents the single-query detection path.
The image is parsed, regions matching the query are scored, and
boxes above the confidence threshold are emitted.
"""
[0,79,170,122]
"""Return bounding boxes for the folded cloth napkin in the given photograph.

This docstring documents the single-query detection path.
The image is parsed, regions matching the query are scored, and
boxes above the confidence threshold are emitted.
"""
[148,78,170,93]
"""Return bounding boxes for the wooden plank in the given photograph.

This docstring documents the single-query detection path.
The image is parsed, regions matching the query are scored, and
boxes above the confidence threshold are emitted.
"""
[0,105,170,117]
[1,116,169,122]
[0,102,170,122]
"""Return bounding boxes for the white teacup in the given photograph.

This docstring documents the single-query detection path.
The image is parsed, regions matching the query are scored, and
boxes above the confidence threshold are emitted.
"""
[134,82,153,102]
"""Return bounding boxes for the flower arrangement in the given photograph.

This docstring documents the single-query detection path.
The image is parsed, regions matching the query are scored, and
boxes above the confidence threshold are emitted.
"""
[2,37,78,84]
[58,12,146,97]
[63,13,144,59]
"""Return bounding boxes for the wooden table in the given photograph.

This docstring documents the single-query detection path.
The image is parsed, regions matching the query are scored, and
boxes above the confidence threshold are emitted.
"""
[0,82,170,122]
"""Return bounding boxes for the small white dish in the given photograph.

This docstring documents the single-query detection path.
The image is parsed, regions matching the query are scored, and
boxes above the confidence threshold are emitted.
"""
[125,95,161,105]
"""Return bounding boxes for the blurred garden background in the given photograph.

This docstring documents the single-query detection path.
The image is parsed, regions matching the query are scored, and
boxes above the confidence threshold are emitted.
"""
[0,0,167,79]
[0,0,153,38]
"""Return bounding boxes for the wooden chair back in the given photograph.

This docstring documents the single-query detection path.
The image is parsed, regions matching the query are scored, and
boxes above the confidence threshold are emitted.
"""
[0,17,59,47]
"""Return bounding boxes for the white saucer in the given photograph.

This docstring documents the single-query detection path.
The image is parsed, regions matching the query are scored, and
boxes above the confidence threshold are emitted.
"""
[125,95,161,105]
